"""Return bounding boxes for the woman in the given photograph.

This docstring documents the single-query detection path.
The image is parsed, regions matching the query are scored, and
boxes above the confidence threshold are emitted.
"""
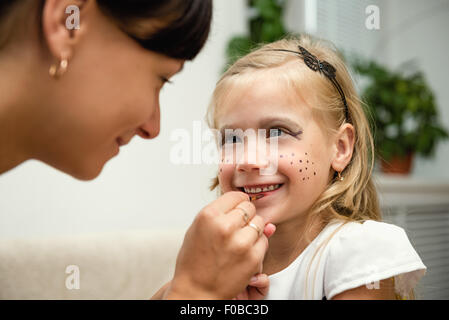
[0,0,274,299]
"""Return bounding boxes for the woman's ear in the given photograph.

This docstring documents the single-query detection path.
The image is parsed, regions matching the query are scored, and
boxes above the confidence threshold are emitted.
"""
[42,0,89,61]
[331,123,355,173]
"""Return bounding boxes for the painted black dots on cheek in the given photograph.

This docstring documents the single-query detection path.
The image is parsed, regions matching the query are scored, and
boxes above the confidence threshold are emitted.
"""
[298,152,317,182]
[283,152,318,180]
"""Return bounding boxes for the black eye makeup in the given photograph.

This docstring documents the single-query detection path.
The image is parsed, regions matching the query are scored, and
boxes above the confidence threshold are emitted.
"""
[268,127,303,139]
[260,116,303,140]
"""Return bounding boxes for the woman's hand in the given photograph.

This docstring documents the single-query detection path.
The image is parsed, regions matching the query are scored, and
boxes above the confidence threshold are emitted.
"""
[152,223,276,300]
[234,273,270,300]
[164,191,274,299]
[233,223,276,300]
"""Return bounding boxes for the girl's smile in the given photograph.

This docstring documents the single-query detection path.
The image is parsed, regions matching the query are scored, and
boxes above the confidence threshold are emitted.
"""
[239,183,283,195]
[237,182,285,203]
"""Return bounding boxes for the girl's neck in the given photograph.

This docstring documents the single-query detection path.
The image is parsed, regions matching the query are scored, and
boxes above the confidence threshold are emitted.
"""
[263,214,324,276]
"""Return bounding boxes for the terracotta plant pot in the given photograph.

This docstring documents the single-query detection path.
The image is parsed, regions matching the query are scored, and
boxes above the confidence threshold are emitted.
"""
[380,153,414,175]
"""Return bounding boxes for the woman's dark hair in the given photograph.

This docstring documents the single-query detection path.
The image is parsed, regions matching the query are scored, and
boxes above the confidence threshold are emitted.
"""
[0,1,15,13]
[0,0,213,60]
[96,0,213,60]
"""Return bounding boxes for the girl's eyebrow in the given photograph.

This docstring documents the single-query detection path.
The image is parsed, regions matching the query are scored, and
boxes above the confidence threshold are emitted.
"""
[258,116,302,130]
[218,116,303,135]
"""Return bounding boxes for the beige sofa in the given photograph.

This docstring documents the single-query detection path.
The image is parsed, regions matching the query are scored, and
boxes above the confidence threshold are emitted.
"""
[0,229,185,299]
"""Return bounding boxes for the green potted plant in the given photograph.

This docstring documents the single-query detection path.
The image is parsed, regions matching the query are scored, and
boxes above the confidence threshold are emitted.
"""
[224,0,290,70]
[352,59,448,174]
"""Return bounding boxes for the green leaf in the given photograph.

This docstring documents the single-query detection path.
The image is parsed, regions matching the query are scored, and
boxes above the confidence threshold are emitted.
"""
[349,55,449,159]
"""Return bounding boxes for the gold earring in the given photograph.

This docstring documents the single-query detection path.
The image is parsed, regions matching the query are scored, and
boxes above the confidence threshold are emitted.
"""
[338,171,344,181]
[49,57,69,78]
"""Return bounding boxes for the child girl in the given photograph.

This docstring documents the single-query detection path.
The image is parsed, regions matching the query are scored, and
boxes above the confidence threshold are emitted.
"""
[207,35,426,299]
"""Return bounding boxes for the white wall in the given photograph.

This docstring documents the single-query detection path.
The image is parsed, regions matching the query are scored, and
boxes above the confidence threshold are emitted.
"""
[0,1,247,239]
[381,0,449,179]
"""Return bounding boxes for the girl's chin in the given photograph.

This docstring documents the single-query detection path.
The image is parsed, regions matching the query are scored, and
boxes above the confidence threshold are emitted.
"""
[254,207,287,226]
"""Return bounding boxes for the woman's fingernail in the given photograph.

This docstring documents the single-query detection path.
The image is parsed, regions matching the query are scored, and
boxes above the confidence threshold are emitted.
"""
[250,276,258,283]
[264,223,276,238]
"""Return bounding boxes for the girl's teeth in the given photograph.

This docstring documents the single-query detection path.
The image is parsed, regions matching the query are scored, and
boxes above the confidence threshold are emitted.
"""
[244,184,281,194]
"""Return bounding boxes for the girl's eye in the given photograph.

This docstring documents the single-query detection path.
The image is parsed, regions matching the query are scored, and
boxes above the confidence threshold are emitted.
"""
[269,128,285,138]
[268,127,302,139]
[223,134,242,145]
[221,128,301,145]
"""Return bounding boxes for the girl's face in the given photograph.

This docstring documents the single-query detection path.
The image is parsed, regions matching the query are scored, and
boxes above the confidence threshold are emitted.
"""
[32,3,184,180]
[217,76,335,225]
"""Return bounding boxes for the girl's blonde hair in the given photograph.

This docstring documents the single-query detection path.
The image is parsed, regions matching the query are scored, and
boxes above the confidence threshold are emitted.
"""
[206,35,412,299]
[207,34,381,226]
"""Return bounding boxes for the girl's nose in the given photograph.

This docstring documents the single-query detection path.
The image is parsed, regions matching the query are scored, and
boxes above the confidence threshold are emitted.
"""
[235,142,270,173]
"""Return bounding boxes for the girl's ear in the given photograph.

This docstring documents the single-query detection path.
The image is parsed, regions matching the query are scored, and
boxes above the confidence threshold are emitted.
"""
[331,123,355,173]
[42,0,89,62]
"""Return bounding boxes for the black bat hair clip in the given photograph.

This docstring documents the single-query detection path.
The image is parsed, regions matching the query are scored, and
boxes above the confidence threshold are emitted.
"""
[268,45,350,123]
